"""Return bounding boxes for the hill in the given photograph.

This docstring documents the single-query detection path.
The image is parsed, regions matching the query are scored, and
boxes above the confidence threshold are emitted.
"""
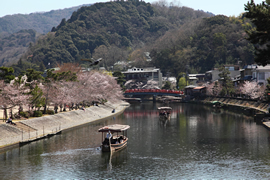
[0,29,41,66]
[4,1,255,78]
[11,1,212,74]
[0,4,90,67]
[0,4,90,37]
[149,15,255,75]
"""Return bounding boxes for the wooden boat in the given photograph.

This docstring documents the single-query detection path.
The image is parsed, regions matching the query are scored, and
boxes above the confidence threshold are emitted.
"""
[98,124,130,153]
[158,107,172,120]
[211,101,223,109]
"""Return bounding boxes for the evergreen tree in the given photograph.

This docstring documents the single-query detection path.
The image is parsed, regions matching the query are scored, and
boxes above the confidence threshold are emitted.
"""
[113,71,126,90]
[162,81,171,90]
[0,67,15,83]
[39,62,46,72]
[245,0,270,65]
[29,85,45,110]
[218,67,234,96]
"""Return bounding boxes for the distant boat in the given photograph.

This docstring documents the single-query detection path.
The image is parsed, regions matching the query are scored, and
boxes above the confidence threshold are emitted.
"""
[211,101,223,109]
[98,124,130,153]
[158,107,172,120]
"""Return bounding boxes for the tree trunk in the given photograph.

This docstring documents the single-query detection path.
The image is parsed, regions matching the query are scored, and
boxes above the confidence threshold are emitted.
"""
[10,108,13,119]
[43,105,47,114]
[4,108,7,121]
[19,105,23,114]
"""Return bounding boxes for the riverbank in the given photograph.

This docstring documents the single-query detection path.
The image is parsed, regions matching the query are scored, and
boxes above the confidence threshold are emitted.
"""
[0,100,130,151]
[192,96,270,129]
[199,96,269,113]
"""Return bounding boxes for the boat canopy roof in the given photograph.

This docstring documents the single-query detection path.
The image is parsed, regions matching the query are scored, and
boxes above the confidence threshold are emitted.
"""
[98,124,130,133]
[211,101,223,104]
[158,107,172,110]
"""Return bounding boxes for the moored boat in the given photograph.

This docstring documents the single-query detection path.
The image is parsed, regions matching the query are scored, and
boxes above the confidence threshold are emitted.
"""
[158,107,172,120]
[98,124,130,153]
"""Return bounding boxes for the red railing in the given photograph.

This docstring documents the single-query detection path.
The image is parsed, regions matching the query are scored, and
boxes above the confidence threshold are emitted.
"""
[124,89,183,94]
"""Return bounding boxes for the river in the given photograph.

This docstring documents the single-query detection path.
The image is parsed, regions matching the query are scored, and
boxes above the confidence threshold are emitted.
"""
[0,102,270,179]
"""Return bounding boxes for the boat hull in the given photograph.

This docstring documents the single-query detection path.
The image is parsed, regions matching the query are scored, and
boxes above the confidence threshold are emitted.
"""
[101,138,128,152]
[159,114,171,121]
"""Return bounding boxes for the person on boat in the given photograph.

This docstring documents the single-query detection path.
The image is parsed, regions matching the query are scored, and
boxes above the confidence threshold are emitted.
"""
[106,131,112,140]
[162,110,166,116]
[119,136,123,143]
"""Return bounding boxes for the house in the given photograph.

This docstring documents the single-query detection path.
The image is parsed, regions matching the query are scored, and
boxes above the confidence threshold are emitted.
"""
[205,65,240,83]
[192,86,207,97]
[252,64,270,85]
[240,64,257,82]
[188,74,205,85]
[184,85,197,96]
[122,67,163,88]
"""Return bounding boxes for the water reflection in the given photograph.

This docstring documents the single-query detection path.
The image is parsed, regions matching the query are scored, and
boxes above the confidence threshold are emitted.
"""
[101,148,128,172]
[1,102,270,179]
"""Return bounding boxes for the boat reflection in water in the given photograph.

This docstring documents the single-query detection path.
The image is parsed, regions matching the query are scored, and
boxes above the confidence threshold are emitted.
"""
[101,146,128,171]
[158,106,172,121]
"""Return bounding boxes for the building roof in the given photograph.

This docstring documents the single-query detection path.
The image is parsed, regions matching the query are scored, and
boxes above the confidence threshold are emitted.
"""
[185,85,197,89]
[122,67,160,74]
[98,124,130,132]
[193,86,206,90]
[243,64,257,70]
[255,64,270,70]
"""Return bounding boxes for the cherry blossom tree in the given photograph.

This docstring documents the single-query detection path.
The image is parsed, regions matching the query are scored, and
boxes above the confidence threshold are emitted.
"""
[206,81,222,96]
[77,71,123,104]
[0,75,30,120]
[240,81,265,99]
[52,81,77,112]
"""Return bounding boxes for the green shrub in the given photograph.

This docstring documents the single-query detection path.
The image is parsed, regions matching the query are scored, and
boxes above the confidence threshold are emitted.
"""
[33,110,43,117]
[19,111,29,118]
[46,110,55,115]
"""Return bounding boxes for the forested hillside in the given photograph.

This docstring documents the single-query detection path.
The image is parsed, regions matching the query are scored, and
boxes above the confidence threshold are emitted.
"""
[4,1,255,78]
[0,29,41,66]
[0,4,90,68]
[0,5,89,36]
[12,1,212,75]
[150,15,255,75]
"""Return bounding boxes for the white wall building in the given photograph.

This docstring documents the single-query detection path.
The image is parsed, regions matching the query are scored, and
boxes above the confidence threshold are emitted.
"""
[122,67,163,88]
[252,64,270,85]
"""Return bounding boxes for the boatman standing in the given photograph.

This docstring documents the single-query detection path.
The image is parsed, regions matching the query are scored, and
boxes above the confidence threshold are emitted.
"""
[106,130,112,139]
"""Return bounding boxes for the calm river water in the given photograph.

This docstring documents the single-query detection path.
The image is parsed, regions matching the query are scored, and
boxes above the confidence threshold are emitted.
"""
[1,102,270,179]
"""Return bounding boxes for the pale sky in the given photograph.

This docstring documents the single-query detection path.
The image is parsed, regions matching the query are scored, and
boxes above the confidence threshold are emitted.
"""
[0,0,262,18]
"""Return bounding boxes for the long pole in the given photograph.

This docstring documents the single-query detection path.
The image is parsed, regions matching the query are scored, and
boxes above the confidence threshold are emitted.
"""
[109,137,112,154]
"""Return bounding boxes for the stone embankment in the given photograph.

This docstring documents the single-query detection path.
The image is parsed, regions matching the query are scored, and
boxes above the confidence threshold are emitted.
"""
[200,97,269,113]
[195,96,270,129]
[0,101,130,150]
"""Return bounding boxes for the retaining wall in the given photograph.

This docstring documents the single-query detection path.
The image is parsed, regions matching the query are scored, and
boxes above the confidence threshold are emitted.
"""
[0,101,130,149]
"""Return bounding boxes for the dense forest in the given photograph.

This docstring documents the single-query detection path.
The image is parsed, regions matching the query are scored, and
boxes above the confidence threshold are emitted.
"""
[2,0,256,77]
[0,29,41,66]
[10,1,213,75]
[150,15,255,75]
[0,4,88,68]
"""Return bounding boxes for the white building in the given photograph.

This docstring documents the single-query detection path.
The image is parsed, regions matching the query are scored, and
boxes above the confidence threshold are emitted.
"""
[122,67,163,88]
[205,65,240,82]
[252,64,270,85]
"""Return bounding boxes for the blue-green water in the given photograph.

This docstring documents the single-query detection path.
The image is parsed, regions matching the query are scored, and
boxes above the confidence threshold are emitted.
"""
[1,102,270,179]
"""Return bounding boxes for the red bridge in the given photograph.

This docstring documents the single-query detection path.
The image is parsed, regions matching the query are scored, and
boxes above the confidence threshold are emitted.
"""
[124,89,184,97]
